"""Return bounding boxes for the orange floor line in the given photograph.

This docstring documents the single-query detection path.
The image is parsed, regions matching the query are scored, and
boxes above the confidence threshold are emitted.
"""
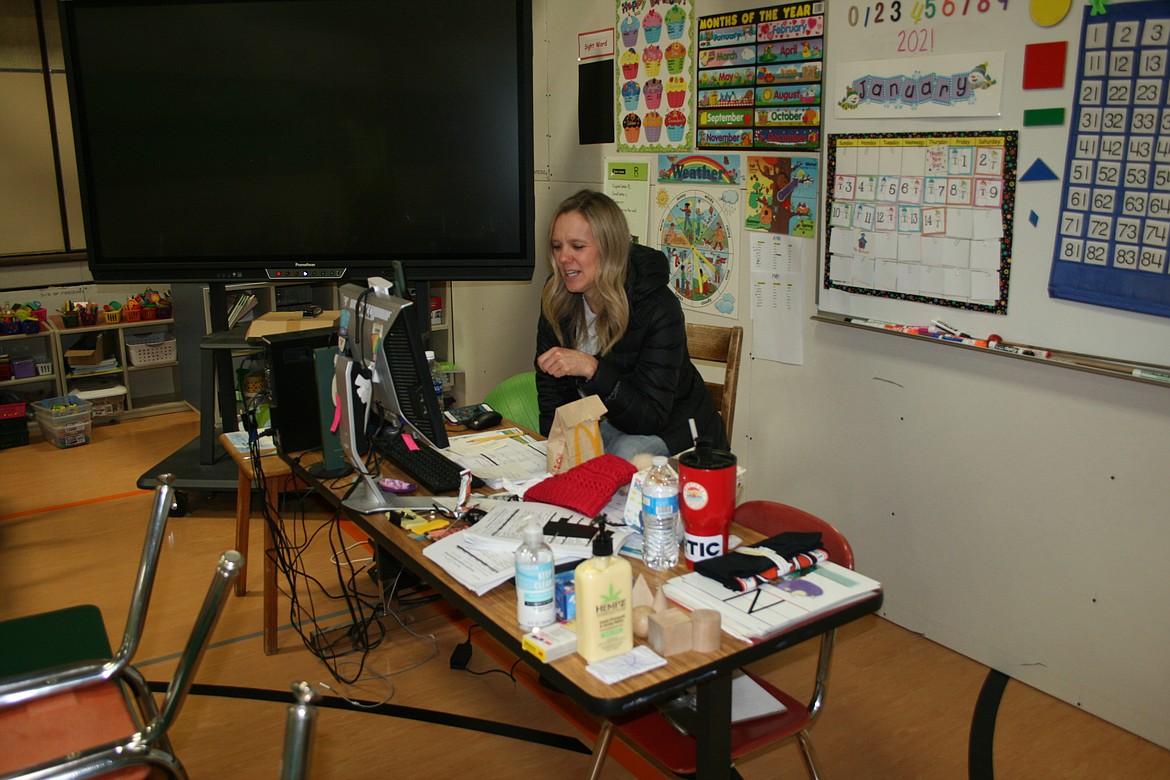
[0,489,152,521]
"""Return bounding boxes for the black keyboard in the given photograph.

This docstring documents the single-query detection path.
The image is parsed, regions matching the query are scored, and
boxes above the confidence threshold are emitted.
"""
[375,434,464,494]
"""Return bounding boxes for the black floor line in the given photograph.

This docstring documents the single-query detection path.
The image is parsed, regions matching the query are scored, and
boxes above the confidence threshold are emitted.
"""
[147,681,591,754]
[969,668,1010,780]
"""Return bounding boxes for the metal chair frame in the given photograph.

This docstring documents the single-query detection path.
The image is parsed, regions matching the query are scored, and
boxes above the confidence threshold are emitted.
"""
[0,474,242,780]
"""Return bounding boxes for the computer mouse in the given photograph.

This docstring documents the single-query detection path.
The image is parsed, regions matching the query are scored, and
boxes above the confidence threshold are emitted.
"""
[465,409,503,430]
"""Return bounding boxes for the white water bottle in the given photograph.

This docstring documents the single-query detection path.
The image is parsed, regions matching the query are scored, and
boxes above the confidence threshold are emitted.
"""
[425,350,444,402]
[641,456,679,570]
[515,516,556,630]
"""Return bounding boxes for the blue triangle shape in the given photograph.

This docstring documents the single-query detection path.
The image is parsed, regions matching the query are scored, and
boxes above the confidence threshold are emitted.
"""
[1020,158,1059,182]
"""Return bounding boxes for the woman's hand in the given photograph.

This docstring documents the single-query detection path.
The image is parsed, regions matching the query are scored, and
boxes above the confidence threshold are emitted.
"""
[537,346,598,380]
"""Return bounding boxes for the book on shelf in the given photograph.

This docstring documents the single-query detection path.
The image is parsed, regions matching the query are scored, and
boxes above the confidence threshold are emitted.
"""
[662,561,881,643]
[227,292,259,328]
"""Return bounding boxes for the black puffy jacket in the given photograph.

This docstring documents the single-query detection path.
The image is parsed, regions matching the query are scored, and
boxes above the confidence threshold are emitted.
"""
[535,243,728,454]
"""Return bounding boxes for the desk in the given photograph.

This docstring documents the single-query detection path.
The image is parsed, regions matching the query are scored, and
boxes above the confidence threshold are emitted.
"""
[283,446,883,779]
[218,433,290,655]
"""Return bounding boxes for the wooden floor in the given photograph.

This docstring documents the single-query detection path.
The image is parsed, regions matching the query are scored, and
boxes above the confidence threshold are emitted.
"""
[2,410,1168,779]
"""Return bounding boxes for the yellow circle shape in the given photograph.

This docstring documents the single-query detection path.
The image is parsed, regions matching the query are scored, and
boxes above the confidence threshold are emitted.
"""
[1031,0,1072,27]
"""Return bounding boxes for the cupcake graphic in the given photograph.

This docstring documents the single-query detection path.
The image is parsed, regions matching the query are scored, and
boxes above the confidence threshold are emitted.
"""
[665,41,687,75]
[620,15,639,48]
[643,78,664,109]
[665,5,687,39]
[620,47,640,80]
[664,109,686,143]
[621,80,641,111]
[643,111,663,143]
[622,112,642,143]
[666,76,687,108]
[642,44,663,77]
[642,9,663,44]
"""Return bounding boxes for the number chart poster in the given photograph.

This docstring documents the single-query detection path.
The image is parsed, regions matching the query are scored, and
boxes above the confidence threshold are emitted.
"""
[696,1,824,150]
[655,184,741,318]
[617,0,695,153]
[823,131,1017,314]
[1050,0,1170,319]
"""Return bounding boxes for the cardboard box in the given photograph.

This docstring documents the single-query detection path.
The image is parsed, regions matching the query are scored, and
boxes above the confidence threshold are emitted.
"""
[245,310,340,340]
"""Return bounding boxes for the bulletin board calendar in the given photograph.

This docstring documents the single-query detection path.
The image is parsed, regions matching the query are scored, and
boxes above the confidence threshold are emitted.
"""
[823,131,1017,314]
[1050,0,1170,319]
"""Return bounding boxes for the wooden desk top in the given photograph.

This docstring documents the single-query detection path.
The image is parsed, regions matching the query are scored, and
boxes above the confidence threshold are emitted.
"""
[218,433,293,478]
[283,443,883,717]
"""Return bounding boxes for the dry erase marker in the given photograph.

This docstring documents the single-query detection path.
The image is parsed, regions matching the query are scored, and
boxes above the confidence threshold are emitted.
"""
[931,319,974,339]
[1132,368,1170,382]
[989,342,1051,359]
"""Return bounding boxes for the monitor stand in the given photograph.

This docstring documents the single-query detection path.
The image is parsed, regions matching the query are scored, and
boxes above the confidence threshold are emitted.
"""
[343,471,432,514]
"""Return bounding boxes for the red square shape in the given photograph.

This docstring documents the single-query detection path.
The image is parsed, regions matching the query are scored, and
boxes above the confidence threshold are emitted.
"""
[1023,41,1068,89]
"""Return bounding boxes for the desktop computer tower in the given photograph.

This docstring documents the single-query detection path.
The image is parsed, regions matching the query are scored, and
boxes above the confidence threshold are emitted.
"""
[263,328,337,454]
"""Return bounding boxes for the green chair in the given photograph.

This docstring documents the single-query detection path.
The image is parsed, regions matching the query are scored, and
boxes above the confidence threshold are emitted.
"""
[484,370,540,432]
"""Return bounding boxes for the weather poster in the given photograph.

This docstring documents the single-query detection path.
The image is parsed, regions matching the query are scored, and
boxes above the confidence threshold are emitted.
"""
[655,184,740,318]
[745,155,818,236]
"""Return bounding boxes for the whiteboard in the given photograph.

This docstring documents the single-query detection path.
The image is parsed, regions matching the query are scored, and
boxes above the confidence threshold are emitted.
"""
[820,0,1170,368]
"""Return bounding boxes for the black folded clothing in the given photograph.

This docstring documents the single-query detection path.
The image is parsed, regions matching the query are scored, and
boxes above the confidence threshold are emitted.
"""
[693,531,824,592]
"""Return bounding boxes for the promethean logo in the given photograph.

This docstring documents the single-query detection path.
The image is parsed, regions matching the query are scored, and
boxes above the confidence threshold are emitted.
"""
[294,261,316,267]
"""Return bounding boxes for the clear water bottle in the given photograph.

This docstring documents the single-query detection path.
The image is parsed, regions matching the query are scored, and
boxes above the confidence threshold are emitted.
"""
[425,350,444,402]
[641,456,679,570]
[515,516,556,630]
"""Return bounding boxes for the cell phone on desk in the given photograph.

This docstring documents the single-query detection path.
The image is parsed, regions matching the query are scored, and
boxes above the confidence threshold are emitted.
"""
[443,402,494,425]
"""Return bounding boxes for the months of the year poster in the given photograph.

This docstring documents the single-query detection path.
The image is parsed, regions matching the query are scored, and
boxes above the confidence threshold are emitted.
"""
[1050,0,1170,318]
[824,131,1017,313]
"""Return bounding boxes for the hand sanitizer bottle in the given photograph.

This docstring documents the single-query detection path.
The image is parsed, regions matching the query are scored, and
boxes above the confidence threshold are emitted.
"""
[515,516,556,630]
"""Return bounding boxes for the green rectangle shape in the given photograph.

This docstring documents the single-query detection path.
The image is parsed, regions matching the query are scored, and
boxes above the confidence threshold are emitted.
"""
[1024,107,1065,127]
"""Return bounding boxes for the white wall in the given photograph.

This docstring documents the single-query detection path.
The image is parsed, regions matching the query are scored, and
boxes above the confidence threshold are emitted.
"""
[510,0,1170,750]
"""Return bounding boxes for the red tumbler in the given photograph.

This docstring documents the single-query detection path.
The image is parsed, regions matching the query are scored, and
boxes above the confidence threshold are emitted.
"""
[678,440,737,569]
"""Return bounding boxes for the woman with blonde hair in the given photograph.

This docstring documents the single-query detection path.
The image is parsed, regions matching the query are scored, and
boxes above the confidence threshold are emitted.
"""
[535,190,727,461]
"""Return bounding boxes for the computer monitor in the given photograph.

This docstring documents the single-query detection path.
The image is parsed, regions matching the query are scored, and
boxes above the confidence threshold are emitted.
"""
[334,278,448,513]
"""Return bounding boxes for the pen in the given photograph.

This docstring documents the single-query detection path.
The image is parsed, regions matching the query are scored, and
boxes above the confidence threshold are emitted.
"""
[1133,368,1170,382]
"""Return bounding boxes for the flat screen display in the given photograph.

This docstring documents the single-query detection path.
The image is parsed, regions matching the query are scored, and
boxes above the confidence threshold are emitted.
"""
[59,0,535,283]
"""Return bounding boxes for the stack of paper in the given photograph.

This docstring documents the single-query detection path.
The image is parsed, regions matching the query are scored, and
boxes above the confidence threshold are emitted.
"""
[421,498,632,595]
[662,561,881,643]
[444,428,549,488]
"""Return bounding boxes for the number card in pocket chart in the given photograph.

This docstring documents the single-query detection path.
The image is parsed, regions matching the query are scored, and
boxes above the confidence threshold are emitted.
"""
[1050,0,1170,319]
[824,131,1018,314]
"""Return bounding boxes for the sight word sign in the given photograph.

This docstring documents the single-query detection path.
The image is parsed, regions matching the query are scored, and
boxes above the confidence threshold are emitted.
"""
[1049,0,1170,319]
[824,131,1017,314]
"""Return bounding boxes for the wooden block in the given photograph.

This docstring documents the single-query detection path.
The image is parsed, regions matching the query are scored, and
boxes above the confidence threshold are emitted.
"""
[647,608,692,657]
[652,586,670,614]
[691,609,721,652]
[632,575,654,609]
[632,605,655,640]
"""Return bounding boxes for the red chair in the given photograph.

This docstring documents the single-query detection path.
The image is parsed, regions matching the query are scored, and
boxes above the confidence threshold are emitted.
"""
[609,500,854,778]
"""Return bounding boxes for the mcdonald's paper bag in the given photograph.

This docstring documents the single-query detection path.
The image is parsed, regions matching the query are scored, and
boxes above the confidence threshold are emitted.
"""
[546,394,607,474]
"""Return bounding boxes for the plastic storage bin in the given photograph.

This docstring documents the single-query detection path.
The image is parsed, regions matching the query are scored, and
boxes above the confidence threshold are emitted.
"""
[33,395,93,448]
[0,402,28,450]
[68,382,127,421]
[125,334,176,366]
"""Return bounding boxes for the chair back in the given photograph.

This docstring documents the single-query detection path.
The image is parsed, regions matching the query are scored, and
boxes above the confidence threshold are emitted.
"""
[113,473,179,675]
[148,549,243,741]
[733,500,854,569]
[280,681,321,780]
[685,323,743,440]
[484,370,540,432]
